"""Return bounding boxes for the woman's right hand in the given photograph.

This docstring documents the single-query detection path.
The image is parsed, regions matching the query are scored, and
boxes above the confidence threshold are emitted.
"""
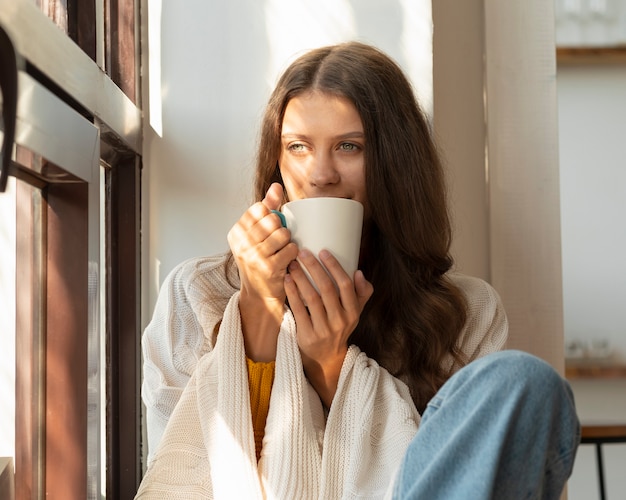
[227,183,298,360]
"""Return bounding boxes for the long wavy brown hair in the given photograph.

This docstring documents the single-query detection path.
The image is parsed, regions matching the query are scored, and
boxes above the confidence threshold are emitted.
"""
[252,42,467,413]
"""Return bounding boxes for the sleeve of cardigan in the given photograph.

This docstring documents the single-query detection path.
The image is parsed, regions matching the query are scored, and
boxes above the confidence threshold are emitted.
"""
[141,256,231,463]
[135,364,213,499]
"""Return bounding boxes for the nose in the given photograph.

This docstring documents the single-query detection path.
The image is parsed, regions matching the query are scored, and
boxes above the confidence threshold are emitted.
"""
[307,151,340,187]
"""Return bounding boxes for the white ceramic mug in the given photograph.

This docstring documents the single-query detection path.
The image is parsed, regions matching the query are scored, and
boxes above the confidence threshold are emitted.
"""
[280,197,364,288]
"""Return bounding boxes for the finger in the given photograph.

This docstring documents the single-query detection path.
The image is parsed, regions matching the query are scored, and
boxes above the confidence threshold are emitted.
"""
[284,272,312,325]
[264,238,298,267]
[246,212,285,249]
[287,259,328,323]
[353,270,374,309]
[317,249,358,309]
[227,216,255,254]
[296,250,341,305]
[227,205,273,255]
[291,253,354,337]
[263,183,288,228]
[235,202,272,233]
[263,182,284,211]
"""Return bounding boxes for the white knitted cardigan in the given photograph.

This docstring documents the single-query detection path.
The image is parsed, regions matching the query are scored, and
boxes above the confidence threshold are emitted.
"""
[136,255,508,499]
[136,290,420,499]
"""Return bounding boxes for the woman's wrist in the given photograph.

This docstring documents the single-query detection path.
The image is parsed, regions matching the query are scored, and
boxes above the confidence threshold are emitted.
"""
[300,347,348,408]
[239,287,285,362]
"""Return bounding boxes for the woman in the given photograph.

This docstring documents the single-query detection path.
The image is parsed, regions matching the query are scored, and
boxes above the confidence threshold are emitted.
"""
[136,42,579,499]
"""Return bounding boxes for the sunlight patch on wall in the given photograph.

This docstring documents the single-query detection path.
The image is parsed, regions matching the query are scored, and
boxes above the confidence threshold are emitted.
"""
[148,0,163,137]
[263,0,433,119]
[263,0,356,88]
[399,0,433,119]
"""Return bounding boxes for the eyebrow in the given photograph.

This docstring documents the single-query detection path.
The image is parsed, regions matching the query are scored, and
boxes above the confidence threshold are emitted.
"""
[281,131,365,140]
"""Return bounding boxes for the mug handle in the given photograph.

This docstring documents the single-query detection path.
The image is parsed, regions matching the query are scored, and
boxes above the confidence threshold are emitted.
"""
[271,209,287,228]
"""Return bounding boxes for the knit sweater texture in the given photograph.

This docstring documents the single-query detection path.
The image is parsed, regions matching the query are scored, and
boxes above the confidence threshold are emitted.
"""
[136,254,508,499]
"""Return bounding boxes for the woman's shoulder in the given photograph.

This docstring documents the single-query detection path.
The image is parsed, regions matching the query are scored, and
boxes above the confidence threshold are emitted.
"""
[164,253,240,297]
[447,273,502,310]
[447,272,509,361]
[157,253,240,327]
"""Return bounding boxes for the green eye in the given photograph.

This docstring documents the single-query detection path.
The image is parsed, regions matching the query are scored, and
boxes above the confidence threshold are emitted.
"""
[340,143,358,151]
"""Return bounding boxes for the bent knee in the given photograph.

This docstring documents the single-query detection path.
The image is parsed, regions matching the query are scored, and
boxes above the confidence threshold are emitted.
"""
[466,350,567,395]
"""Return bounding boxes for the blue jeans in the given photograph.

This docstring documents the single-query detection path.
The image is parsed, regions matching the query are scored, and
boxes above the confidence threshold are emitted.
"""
[392,350,580,500]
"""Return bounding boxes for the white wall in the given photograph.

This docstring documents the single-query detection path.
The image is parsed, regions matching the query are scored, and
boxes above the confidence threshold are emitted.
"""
[554,4,626,498]
[141,0,434,314]
[558,63,626,497]
[558,63,626,359]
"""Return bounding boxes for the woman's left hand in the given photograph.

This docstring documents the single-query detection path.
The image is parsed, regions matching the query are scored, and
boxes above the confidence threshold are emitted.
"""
[284,249,373,408]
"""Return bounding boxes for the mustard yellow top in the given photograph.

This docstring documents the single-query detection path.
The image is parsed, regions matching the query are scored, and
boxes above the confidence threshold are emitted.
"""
[246,357,275,461]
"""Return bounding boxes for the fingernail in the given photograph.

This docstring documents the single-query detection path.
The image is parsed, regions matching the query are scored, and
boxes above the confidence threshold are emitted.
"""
[299,249,312,259]
[319,249,331,260]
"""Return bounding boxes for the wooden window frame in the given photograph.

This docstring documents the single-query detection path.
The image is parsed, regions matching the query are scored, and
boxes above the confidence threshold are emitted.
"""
[104,151,142,498]
[4,0,142,497]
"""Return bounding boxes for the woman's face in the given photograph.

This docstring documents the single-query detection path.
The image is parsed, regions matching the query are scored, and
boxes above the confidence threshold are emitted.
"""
[278,91,367,206]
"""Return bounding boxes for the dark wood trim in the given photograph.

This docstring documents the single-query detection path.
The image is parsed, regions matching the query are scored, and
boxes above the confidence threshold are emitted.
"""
[557,46,626,65]
[15,164,46,500]
[565,361,626,379]
[44,181,89,499]
[15,4,142,498]
[106,0,137,103]
[581,424,626,442]
[68,0,97,62]
[15,153,90,500]
[106,155,142,499]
